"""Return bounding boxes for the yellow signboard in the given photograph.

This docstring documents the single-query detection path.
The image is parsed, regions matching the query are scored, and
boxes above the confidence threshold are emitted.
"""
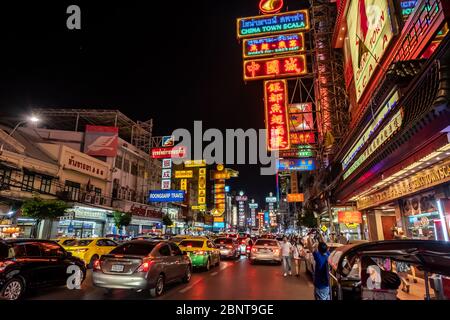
[198,168,206,205]
[191,205,206,210]
[175,170,193,179]
[321,225,328,232]
[180,179,187,191]
[346,0,396,102]
[184,160,206,167]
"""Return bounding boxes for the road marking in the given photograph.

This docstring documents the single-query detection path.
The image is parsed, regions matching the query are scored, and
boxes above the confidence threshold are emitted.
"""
[211,271,218,276]
[179,279,201,293]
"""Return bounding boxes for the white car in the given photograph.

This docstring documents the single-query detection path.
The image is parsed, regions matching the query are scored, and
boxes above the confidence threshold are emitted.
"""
[249,239,282,264]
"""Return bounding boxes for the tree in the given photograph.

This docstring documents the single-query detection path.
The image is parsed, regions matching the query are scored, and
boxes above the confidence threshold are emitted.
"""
[162,214,173,227]
[112,211,132,235]
[21,197,69,238]
[298,209,318,229]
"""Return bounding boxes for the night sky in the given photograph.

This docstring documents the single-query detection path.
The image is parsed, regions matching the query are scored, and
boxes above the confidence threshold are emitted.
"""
[0,0,308,205]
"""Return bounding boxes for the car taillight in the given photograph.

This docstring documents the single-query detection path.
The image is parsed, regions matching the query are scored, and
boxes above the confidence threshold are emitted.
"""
[93,259,101,271]
[227,245,233,249]
[0,261,15,272]
[273,249,280,254]
[246,246,251,250]
[136,261,153,272]
[251,248,257,253]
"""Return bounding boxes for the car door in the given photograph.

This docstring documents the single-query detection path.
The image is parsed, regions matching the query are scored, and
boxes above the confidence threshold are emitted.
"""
[19,242,54,288]
[158,244,176,282]
[207,241,218,264]
[39,241,72,286]
[169,242,185,279]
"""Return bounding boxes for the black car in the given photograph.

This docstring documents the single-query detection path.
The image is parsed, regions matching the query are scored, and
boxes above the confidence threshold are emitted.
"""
[0,239,87,300]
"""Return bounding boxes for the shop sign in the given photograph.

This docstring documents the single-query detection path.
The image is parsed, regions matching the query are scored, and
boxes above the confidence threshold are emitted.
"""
[151,146,186,159]
[65,152,109,180]
[191,204,206,210]
[290,172,298,194]
[162,136,175,147]
[213,222,225,229]
[289,103,313,131]
[236,195,248,201]
[357,160,450,210]
[244,55,307,81]
[266,196,277,203]
[161,179,171,190]
[243,33,305,58]
[344,109,403,180]
[198,168,206,205]
[174,170,193,179]
[279,146,315,158]
[71,207,108,220]
[342,90,400,170]
[400,0,417,22]
[287,193,304,202]
[128,204,163,220]
[84,125,118,157]
[277,158,315,171]
[237,10,310,38]
[148,190,185,203]
[161,169,172,179]
[162,159,172,169]
[346,0,396,101]
[212,171,231,179]
[249,203,258,209]
[259,0,284,14]
[180,179,187,191]
[184,160,206,167]
[338,211,362,224]
[264,79,290,151]
[290,131,315,145]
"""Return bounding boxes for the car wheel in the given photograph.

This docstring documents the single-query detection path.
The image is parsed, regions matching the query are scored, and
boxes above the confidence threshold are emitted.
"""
[88,255,99,269]
[182,265,192,283]
[205,258,211,271]
[150,274,165,297]
[1,278,25,300]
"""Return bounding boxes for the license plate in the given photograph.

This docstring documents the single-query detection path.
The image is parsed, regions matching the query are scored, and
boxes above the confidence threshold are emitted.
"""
[111,264,124,272]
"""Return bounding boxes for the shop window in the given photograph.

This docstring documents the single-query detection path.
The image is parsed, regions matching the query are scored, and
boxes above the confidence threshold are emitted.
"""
[21,173,35,192]
[131,162,138,176]
[0,168,12,188]
[40,176,52,194]
[115,156,123,169]
[123,159,130,173]
[65,180,81,201]
[94,187,102,196]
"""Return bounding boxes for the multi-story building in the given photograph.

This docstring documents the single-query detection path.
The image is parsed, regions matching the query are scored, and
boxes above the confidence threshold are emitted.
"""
[326,0,450,241]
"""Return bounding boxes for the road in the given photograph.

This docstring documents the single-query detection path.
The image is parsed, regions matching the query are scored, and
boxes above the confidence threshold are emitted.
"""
[27,256,314,300]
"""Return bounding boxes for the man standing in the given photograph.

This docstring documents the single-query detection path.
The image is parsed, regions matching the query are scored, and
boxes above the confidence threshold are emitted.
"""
[307,230,331,300]
[280,236,293,277]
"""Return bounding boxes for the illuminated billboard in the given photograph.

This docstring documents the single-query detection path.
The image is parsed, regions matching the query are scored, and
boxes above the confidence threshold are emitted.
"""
[346,0,396,101]
[289,103,314,131]
[243,33,305,58]
[264,80,290,151]
[237,10,309,39]
[148,190,185,203]
[84,125,118,157]
[259,0,284,14]
[151,146,186,159]
[244,55,307,81]
[277,158,315,171]
[290,131,315,145]
[279,146,314,158]
[287,193,304,202]
[174,170,193,179]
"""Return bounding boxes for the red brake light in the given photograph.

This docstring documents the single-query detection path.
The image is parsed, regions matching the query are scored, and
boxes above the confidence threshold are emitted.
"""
[227,245,233,249]
[137,261,153,272]
[93,259,101,271]
[246,246,251,250]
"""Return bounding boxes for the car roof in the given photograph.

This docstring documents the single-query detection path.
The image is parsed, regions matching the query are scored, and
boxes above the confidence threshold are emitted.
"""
[2,238,57,244]
[179,238,206,242]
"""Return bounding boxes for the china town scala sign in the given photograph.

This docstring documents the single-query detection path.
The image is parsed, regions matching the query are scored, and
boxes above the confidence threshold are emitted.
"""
[127,204,163,220]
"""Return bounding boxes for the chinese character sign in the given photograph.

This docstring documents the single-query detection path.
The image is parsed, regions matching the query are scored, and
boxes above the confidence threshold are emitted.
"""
[289,131,315,145]
[244,55,307,81]
[264,80,290,151]
[243,33,305,58]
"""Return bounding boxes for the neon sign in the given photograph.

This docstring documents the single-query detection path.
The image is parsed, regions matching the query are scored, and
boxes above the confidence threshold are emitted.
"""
[279,146,314,158]
[244,55,307,81]
[259,0,284,14]
[243,33,305,58]
[237,10,310,38]
[289,131,315,145]
[400,0,417,21]
[264,80,290,151]
[151,146,186,159]
[277,158,316,171]
[289,103,314,131]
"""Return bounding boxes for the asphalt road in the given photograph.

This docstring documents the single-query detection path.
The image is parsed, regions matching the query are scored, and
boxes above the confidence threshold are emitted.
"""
[27,256,314,300]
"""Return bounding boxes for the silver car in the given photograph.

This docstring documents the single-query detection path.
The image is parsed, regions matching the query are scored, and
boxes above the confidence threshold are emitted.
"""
[249,239,282,264]
[92,240,192,297]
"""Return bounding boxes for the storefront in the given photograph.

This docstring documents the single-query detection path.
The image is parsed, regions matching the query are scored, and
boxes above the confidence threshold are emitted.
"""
[112,201,163,236]
[57,206,111,238]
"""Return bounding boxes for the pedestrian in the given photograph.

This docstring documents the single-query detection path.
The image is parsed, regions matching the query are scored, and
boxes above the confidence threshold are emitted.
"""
[280,236,293,277]
[307,230,331,300]
[292,240,305,276]
[337,233,348,245]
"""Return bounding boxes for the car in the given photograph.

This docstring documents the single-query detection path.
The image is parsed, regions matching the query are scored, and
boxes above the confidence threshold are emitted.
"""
[305,242,344,274]
[237,237,253,256]
[92,240,191,297]
[62,238,118,268]
[0,239,87,300]
[226,233,238,240]
[249,239,282,264]
[214,237,240,259]
[178,238,220,271]
[170,235,190,245]
[132,235,164,241]
[51,237,76,246]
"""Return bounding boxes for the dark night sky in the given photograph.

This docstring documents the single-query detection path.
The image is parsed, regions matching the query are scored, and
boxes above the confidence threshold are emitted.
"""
[0,0,307,205]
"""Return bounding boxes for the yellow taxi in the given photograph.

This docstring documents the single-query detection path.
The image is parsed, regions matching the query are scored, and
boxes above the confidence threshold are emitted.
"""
[170,235,191,245]
[178,237,220,271]
[61,238,118,267]
[51,237,75,246]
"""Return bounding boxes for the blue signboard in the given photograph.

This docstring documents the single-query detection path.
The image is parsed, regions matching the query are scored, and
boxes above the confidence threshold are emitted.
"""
[148,190,185,202]
[277,158,315,171]
[264,211,270,224]
[213,222,225,229]
[162,136,175,147]
[225,185,231,193]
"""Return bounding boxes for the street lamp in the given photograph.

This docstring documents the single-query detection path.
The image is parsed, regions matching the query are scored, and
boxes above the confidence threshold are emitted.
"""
[0,116,40,153]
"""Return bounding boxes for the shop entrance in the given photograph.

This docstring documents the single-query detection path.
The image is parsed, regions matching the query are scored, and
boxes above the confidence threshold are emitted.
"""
[381,216,396,240]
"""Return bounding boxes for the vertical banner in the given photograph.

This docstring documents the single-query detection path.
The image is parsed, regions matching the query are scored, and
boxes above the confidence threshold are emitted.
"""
[161,158,172,190]
[180,179,187,191]
[264,79,290,151]
[84,125,119,157]
[290,172,298,194]
[198,167,206,205]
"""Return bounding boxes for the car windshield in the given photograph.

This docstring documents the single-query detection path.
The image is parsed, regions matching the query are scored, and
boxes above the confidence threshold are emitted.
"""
[179,240,204,248]
[214,238,233,244]
[0,244,10,259]
[110,242,156,256]
[255,240,278,246]
[64,239,93,246]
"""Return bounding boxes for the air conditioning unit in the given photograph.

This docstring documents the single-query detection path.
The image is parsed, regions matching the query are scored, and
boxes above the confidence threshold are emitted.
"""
[94,196,101,205]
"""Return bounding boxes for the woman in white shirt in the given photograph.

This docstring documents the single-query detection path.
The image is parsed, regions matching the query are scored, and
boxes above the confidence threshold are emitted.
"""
[292,240,305,277]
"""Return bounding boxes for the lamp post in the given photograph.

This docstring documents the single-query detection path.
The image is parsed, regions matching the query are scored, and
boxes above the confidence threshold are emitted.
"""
[0,116,40,153]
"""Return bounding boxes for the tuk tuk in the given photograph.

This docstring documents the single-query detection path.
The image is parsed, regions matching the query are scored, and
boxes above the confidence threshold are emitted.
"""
[328,240,450,300]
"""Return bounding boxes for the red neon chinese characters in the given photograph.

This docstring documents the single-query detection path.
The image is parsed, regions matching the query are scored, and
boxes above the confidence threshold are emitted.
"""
[243,55,307,81]
[264,80,290,151]
[289,131,315,145]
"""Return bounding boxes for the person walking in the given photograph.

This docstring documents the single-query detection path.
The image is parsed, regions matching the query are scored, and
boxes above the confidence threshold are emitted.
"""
[280,236,293,277]
[307,230,331,300]
[292,240,305,276]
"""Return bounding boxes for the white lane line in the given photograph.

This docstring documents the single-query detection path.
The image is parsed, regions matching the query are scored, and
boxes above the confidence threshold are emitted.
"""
[210,271,218,276]
[178,279,201,293]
